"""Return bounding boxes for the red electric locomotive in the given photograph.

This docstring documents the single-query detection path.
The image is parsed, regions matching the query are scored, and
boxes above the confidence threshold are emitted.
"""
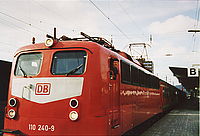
[1,31,180,136]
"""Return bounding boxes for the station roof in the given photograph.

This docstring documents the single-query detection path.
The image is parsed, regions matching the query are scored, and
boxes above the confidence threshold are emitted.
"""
[169,67,199,91]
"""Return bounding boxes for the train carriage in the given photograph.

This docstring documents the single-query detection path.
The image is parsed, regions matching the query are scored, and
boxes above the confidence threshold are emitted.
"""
[1,32,182,136]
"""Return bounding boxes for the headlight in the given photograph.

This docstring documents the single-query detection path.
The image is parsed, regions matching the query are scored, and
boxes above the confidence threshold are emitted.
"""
[45,38,54,47]
[69,99,78,108]
[8,109,16,119]
[69,111,78,121]
[9,98,17,107]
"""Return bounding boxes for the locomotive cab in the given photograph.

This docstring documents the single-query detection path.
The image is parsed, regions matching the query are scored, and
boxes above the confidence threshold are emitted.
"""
[2,37,116,135]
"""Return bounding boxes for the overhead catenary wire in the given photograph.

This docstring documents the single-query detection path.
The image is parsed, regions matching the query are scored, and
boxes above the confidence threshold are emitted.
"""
[0,11,50,34]
[30,0,82,35]
[116,0,148,40]
[191,0,200,52]
[88,0,133,43]
[0,16,35,34]
[195,0,200,27]
[114,1,153,57]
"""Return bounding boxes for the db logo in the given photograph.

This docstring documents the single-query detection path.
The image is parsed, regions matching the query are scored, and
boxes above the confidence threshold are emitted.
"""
[35,83,51,95]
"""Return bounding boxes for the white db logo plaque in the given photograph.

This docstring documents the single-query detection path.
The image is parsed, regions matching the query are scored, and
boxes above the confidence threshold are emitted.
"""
[35,83,51,95]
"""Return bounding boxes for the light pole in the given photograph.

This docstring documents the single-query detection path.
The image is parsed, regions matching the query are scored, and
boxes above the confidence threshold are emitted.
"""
[188,29,200,96]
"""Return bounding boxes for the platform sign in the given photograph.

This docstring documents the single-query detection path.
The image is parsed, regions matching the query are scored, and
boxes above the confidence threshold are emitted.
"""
[188,67,199,77]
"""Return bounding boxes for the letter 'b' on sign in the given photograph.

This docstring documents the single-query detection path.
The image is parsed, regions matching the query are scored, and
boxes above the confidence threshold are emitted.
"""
[188,67,199,77]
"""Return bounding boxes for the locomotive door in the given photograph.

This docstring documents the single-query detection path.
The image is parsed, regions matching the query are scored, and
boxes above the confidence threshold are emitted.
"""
[109,58,121,135]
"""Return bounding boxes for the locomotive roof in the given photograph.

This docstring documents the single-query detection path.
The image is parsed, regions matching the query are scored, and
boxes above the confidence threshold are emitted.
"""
[15,31,172,86]
[15,40,97,55]
[15,39,155,75]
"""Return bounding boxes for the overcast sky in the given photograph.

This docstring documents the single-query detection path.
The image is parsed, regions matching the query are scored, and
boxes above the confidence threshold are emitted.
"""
[0,0,199,85]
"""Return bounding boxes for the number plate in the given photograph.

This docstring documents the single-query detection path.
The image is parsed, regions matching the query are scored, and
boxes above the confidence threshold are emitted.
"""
[28,124,55,132]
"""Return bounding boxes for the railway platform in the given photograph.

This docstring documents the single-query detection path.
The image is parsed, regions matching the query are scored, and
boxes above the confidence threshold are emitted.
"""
[124,99,199,136]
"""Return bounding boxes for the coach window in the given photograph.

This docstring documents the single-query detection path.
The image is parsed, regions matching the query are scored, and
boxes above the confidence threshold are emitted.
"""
[121,60,131,84]
[52,50,87,75]
[154,77,159,89]
[146,74,150,88]
[131,66,139,85]
[15,53,42,77]
[149,76,154,88]
[140,71,146,87]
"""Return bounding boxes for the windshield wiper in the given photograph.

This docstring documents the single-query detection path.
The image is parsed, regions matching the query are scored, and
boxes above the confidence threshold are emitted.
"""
[19,65,27,77]
[66,64,83,76]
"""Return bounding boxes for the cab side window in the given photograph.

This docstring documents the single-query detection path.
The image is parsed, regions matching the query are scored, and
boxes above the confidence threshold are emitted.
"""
[121,60,131,84]
[110,58,119,80]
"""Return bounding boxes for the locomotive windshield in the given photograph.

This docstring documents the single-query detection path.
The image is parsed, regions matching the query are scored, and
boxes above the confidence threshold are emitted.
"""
[52,50,87,75]
[15,53,42,76]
